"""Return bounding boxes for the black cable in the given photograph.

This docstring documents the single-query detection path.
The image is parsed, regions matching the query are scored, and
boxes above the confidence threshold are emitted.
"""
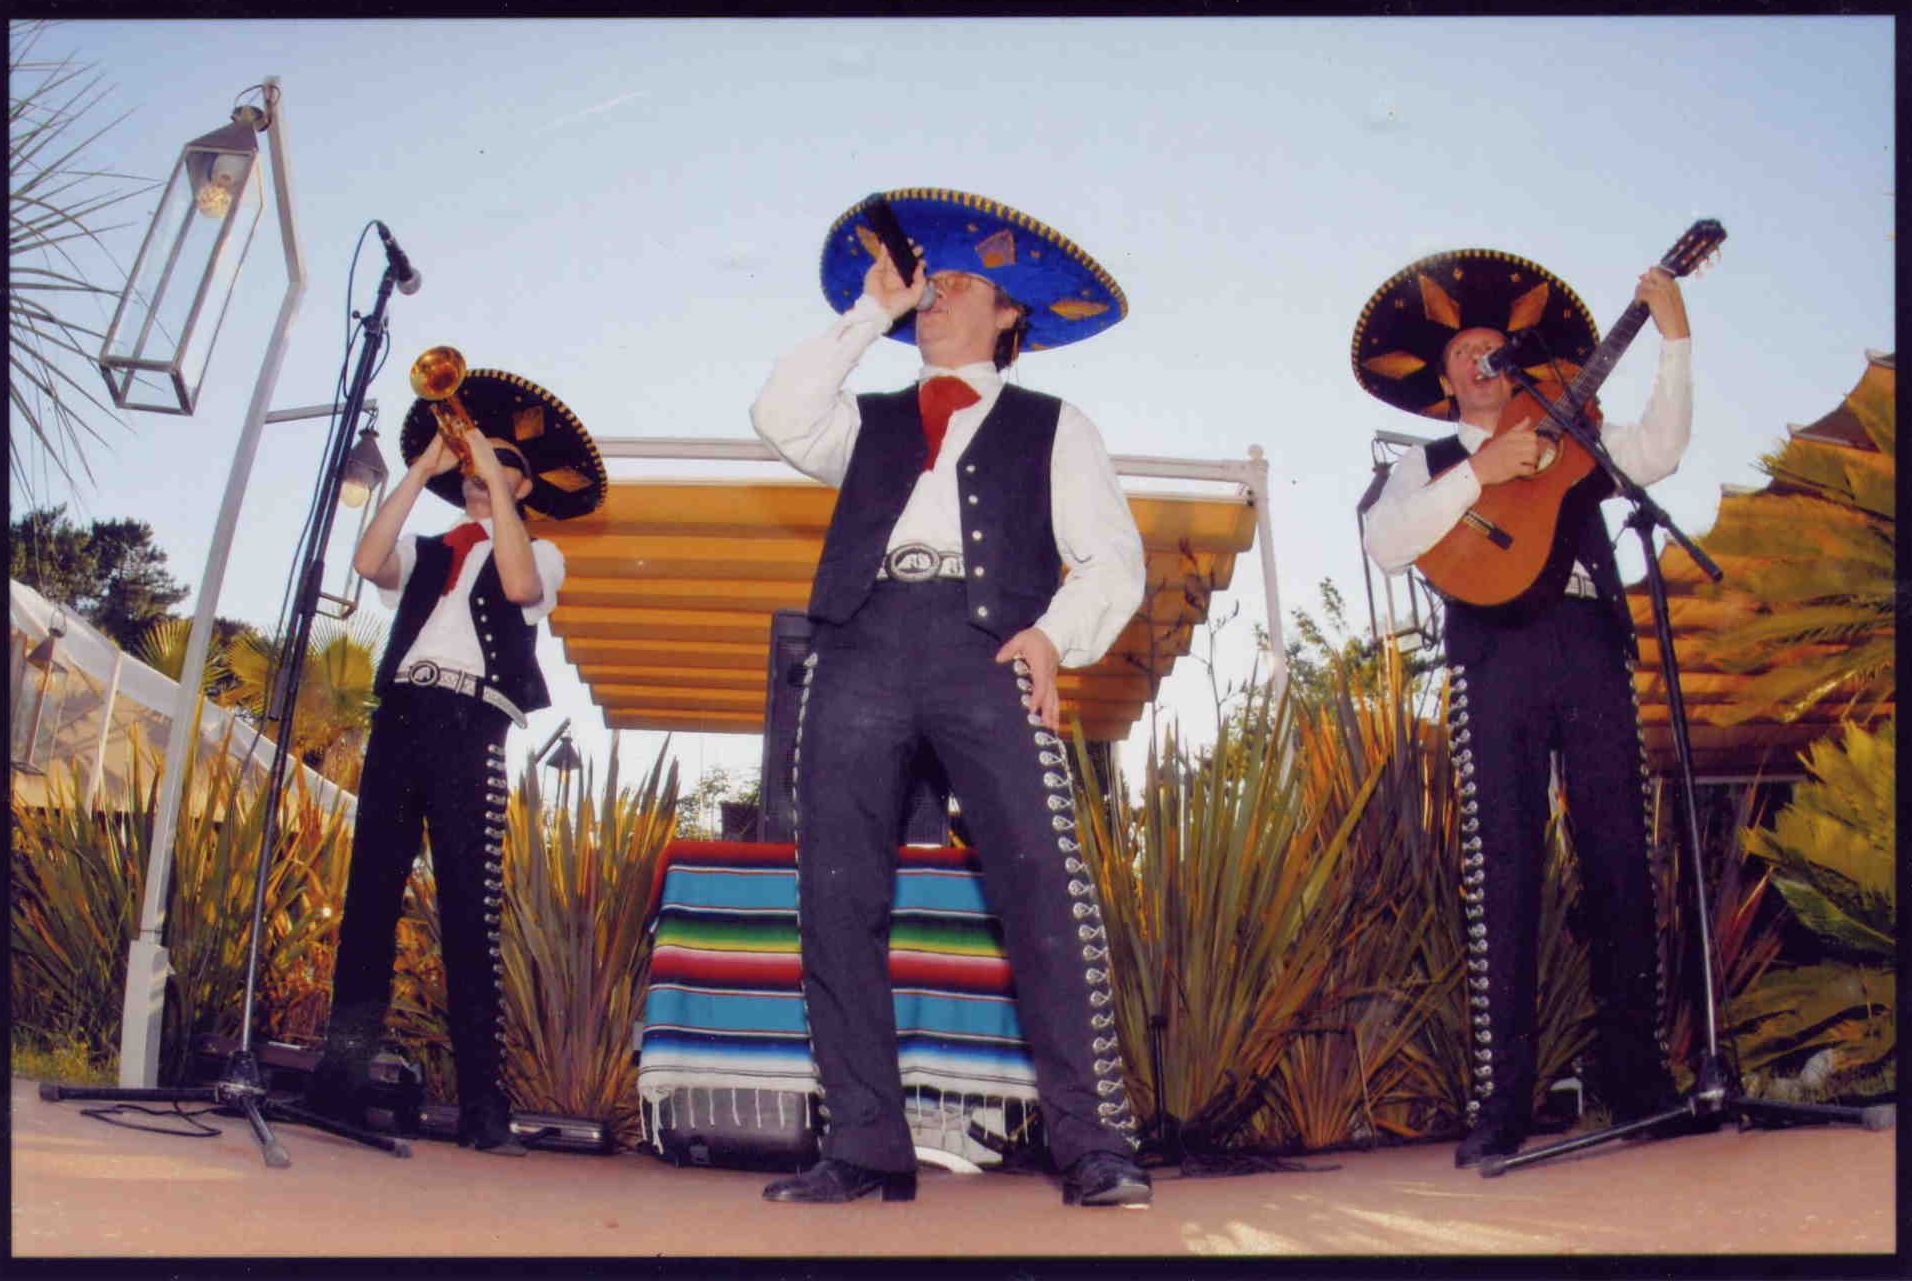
[80,1101,222,1138]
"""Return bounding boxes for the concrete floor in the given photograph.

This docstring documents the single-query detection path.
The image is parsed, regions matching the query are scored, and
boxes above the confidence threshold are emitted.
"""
[9,1076,1899,1261]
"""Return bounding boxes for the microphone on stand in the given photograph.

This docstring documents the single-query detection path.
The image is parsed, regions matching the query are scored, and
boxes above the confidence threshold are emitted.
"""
[862,196,935,312]
[1476,330,1540,379]
[375,222,424,296]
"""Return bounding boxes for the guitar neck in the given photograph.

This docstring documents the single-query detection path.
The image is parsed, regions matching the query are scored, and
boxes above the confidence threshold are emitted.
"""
[1564,299,1651,406]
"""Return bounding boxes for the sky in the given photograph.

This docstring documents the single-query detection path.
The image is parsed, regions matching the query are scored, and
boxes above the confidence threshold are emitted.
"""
[13,14,1897,807]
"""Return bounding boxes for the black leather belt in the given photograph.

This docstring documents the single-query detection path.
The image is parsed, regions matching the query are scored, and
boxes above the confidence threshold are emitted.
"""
[875,543,966,583]
[396,660,527,727]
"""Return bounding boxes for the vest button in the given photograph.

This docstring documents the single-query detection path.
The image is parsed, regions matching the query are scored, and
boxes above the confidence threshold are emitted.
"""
[964,464,976,474]
[976,606,989,618]
[972,566,985,578]
[484,633,493,641]
[476,596,486,605]
[970,530,982,542]
[966,494,978,506]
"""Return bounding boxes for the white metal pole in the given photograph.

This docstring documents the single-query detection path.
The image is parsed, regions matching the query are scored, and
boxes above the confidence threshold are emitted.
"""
[84,649,125,811]
[118,78,306,1088]
[1245,445,1289,707]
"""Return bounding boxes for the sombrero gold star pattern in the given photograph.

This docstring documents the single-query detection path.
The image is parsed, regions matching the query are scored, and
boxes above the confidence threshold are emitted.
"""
[1350,248,1599,420]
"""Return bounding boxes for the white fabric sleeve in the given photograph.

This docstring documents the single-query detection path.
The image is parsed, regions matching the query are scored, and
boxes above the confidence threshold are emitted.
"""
[1593,337,1693,488]
[376,535,421,610]
[749,293,893,486]
[1033,402,1146,668]
[1361,444,1484,574]
[519,539,566,626]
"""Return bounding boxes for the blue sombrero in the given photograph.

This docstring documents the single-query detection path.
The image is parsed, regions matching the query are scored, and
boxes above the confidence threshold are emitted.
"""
[820,188,1127,353]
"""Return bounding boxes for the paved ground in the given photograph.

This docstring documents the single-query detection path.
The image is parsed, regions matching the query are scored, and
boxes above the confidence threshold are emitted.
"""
[9,1076,1898,1263]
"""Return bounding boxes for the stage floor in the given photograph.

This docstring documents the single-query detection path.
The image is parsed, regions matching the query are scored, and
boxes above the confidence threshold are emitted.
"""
[10,1076,1897,1261]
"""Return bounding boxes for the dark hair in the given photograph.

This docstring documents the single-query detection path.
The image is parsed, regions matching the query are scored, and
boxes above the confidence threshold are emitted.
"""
[990,284,1030,370]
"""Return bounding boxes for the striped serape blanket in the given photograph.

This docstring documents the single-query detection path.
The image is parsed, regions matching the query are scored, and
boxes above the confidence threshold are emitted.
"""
[637,841,1041,1158]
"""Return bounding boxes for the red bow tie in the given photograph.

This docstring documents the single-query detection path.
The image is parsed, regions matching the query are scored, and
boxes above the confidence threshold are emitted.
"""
[441,522,489,596]
[917,376,980,472]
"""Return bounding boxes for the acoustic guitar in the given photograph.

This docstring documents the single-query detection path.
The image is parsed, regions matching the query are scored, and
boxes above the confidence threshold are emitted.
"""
[1415,219,1726,607]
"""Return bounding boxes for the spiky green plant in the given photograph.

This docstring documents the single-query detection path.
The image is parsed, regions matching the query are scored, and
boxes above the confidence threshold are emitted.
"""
[8,718,353,1081]
[1696,370,1895,724]
[1733,719,1895,1099]
[8,20,155,498]
[1071,678,1377,1152]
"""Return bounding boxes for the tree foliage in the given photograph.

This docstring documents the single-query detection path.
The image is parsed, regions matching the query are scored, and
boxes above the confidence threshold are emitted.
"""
[10,504,188,649]
[9,20,156,498]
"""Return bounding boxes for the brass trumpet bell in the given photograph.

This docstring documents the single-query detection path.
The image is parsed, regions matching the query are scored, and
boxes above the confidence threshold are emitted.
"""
[409,345,467,401]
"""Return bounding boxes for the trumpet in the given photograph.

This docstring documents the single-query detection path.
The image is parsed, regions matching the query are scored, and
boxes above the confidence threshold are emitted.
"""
[409,345,480,475]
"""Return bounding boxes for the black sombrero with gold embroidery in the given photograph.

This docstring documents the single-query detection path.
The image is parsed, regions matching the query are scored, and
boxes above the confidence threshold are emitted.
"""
[1351,248,1599,420]
[400,369,606,520]
[820,187,1127,353]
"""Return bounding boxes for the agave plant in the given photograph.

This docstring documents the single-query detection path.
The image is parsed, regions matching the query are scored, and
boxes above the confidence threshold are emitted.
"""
[382,738,680,1147]
[8,718,354,1081]
[1696,370,1895,724]
[1071,677,1376,1154]
[8,20,155,498]
[1733,719,1895,1100]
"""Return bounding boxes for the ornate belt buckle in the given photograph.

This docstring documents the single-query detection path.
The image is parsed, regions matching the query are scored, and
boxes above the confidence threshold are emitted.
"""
[408,661,442,687]
[883,543,941,583]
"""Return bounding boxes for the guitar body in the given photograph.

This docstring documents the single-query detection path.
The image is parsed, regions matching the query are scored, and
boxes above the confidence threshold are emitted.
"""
[1415,383,1604,607]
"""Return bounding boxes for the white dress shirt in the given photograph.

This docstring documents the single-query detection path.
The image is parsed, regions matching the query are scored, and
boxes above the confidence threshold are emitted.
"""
[751,292,1146,669]
[1363,338,1693,575]
[380,517,566,675]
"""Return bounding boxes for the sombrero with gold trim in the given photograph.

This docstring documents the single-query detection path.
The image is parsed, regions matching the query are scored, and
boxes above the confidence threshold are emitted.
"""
[1351,248,1599,420]
[820,188,1127,353]
[400,369,606,520]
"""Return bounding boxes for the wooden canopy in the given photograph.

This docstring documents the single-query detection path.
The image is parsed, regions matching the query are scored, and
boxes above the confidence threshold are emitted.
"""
[1627,350,1894,780]
[540,472,1260,741]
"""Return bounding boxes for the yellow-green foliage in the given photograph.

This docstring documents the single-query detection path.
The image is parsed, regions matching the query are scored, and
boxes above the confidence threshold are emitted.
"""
[1732,720,1895,1099]
[1697,374,1895,724]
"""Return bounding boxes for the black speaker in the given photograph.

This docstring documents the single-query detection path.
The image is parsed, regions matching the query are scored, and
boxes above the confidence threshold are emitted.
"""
[758,609,950,846]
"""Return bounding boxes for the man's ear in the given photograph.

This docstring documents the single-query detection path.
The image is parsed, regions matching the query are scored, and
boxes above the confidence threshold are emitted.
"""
[513,473,534,502]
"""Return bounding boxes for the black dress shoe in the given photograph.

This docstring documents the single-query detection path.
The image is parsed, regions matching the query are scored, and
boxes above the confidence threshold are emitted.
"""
[763,1158,916,1204]
[1454,1117,1526,1169]
[1061,1150,1153,1207]
[457,1095,528,1156]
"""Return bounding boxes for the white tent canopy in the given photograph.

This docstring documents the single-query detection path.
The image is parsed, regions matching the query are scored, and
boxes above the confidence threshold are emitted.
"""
[9,579,355,818]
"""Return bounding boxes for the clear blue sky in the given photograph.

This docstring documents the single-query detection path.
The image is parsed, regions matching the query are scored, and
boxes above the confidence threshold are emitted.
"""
[18,15,1897,796]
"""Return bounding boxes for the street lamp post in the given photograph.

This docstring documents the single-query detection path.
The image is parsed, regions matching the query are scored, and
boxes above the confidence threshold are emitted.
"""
[111,80,307,1089]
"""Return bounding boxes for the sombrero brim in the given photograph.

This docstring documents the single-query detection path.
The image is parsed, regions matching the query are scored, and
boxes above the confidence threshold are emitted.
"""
[400,369,606,521]
[820,188,1127,353]
[1351,248,1599,420]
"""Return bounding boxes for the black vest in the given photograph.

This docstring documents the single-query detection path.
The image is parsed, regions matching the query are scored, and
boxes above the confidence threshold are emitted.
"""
[808,384,1062,642]
[1424,434,1637,668]
[374,533,552,716]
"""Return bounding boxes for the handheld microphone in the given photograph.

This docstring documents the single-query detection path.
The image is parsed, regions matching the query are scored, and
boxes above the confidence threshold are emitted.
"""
[1476,331,1539,380]
[861,196,936,312]
[375,222,424,296]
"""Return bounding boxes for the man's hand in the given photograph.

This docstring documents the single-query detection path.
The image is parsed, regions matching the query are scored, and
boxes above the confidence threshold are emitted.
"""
[1636,266,1690,340]
[413,429,462,478]
[464,429,511,491]
[1470,421,1547,486]
[865,240,928,321]
[996,627,1062,732]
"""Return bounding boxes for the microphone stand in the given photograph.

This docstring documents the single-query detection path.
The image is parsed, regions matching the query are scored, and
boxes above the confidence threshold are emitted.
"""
[40,268,413,1167]
[1477,367,1896,1176]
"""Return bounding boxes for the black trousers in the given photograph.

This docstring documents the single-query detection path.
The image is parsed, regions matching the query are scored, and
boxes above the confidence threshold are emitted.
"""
[1446,599,1671,1127]
[328,686,513,1115]
[793,580,1139,1173]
